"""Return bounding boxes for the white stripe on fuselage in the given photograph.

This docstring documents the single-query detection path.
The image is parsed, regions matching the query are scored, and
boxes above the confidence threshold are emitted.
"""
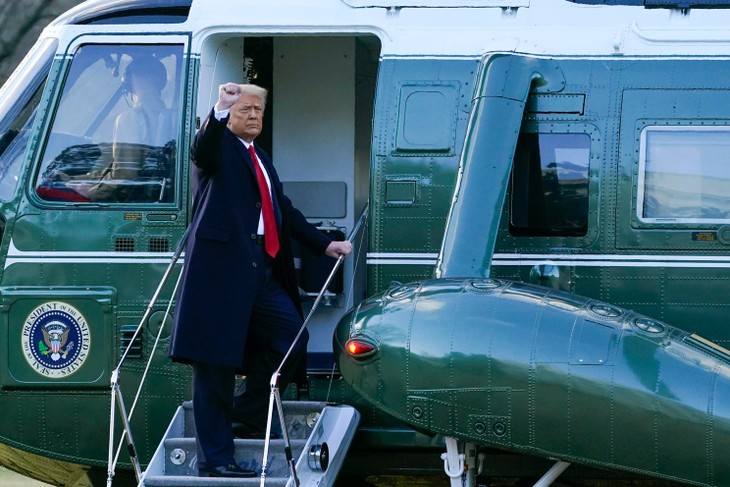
[366,252,730,268]
[6,244,728,269]
[4,240,182,269]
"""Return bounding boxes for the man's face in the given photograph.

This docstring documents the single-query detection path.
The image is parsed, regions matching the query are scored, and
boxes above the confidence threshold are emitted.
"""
[227,94,264,142]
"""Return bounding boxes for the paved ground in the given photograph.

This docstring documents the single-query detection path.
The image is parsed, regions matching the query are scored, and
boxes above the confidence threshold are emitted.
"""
[0,467,51,486]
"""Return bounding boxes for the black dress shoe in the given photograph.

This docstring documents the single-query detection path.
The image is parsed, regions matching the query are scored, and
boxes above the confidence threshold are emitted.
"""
[198,463,257,478]
[232,423,280,439]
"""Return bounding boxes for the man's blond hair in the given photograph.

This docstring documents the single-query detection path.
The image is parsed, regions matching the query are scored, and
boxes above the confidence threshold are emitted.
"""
[239,84,268,108]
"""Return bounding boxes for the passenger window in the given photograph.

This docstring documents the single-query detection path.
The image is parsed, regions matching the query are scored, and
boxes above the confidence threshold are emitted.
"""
[638,126,730,223]
[35,43,183,204]
[510,132,590,237]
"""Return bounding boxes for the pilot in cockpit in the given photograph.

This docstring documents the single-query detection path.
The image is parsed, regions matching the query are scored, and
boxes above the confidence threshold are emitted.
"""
[37,54,171,202]
[83,54,170,201]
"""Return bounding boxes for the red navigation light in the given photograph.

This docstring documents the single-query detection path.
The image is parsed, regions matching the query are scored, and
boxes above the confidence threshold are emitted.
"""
[345,338,377,359]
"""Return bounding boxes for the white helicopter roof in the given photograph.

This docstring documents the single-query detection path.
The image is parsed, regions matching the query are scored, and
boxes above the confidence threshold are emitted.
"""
[40,0,730,58]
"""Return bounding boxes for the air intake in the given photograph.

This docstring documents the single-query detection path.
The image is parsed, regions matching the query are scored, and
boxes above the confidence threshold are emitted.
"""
[119,324,143,359]
[52,0,191,26]
[115,237,135,252]
[149,237,170,253]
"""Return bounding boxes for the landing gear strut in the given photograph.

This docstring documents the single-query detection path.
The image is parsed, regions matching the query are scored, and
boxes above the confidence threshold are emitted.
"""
[441,437,478,487]
[441,437,571,487]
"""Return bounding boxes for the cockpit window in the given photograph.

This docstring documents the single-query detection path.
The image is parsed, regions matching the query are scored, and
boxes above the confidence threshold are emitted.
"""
[35,43,183,204]
[510,132,591,237]
[0,38,57,202]
[638,126,730,223]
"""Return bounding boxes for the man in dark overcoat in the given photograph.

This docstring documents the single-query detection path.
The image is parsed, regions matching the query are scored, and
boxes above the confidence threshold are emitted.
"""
[168,82,352,478]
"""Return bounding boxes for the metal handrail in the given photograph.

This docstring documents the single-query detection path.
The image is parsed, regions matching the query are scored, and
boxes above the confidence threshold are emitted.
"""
[259,202,369,487]
[106,226,190,487]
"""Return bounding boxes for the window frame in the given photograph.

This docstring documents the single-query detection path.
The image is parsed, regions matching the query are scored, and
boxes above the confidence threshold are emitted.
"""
[0,38,58,203]
[636,124,730,225]
[29,34,190,209]
[508,125,596,241]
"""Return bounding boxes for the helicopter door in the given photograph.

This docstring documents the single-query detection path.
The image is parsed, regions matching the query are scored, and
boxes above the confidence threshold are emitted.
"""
[33,40,187,205]
[1,36,189,389]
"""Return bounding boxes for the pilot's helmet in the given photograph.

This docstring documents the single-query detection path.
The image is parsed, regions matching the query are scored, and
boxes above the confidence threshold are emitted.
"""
[122,55,167,93]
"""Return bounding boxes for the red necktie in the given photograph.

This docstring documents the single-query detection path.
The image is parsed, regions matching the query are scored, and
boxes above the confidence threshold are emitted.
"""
[248,145,279,258]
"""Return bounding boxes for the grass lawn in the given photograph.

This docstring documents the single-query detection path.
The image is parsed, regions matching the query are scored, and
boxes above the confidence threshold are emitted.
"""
[0,467,51,486]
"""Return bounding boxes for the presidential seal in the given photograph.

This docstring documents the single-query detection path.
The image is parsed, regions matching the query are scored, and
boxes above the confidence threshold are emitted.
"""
[21,302,91,378]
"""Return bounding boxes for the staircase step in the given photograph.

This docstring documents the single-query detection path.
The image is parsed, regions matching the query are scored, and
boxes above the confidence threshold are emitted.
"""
[181,400,328,439]
[159,437,306,477]
[143,475,287,486]
[140,402,360,487]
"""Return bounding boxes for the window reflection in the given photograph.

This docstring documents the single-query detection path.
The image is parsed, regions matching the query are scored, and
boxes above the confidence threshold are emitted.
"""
[510,132,591,237]
[0,38,56,202]
[35,43,182,204]
[0,90,42,202]
[639,127,730,223]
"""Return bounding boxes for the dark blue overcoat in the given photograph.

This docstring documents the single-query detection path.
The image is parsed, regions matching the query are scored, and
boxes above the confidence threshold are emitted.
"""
[168,110,331,367]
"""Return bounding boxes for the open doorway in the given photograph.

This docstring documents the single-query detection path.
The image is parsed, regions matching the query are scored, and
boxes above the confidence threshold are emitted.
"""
[197,33,381,370]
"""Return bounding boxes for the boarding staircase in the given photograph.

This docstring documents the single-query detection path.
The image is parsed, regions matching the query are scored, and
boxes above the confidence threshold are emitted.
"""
[138,400,360,487]
[110,208,369,487]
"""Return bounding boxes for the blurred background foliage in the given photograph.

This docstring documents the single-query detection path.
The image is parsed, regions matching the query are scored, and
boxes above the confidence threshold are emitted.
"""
[0,0,85,85]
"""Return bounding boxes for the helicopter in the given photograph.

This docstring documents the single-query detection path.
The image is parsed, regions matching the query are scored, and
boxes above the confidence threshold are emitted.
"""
[1,0,730,486]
